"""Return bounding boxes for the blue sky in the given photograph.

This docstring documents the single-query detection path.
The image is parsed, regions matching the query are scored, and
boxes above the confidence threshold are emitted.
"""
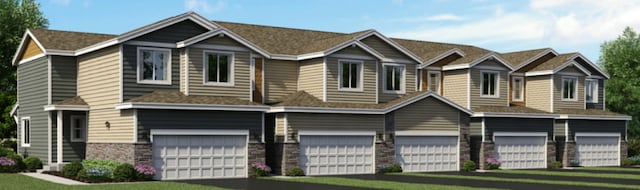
[38,0,640,63]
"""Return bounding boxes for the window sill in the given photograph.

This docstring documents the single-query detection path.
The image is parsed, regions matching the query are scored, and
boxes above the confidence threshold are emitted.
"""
[137,80,172,85]
[338,88,364,92]
[383,90,406,95]
[586,101,598,103]
[561,99,578,102]
[512,99,524,102]
[203,82,235,87]
[70,139,85,143]
[480,95,500,98]
[21,144,30,148]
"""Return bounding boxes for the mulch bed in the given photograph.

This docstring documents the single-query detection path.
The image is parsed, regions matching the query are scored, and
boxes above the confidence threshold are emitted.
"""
[42,171,153,183]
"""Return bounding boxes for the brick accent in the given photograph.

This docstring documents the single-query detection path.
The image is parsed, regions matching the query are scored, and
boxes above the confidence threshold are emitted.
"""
[479,141,494,170]
[546,141,556,168]
[375,141,395,172]
[562,141,576,167]
[86,143,136,164]
[620,140,628,166]
[459,115,470,170]
[134,143,152,165]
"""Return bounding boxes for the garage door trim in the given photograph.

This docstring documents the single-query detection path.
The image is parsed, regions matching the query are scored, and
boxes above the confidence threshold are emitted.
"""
[150,129,249,142]
[396,130,458,136]
[575,132,621,137]
[493,131,548,169]
[298,130,375,136]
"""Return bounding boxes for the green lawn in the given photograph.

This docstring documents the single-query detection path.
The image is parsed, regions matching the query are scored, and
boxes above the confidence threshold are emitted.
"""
[576,167,640,173]
[394,172,640,190]
[493,169,640,180]
[0,174,226,190]
[267,176,500,190]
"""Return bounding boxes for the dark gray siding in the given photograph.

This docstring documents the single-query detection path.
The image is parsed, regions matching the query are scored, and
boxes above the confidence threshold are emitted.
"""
[17,56,49,163]
[50,111,86,162]
[586,79,604,109]
[132,20,208,43]
[484,118,554,140]
[137,109,262,143]
[122,45,180,101]
[567,119,626,141]
[50,56,77,102]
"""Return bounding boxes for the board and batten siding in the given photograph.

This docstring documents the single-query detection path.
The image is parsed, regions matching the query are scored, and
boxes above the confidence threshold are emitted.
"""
[359,36,410,60]
[264,60,298,103]
[442,69,469,108]
[51,111,86,162]
[567,120,626,141]
[484,118,554,140]
[286,113,384,142]
[78,45,134,142]
[469,61,509,108]
[136,109,262,142]
[379,63,417,103]
[394,97,459,131]
[122,45,180,101]
[50,56,77,102]
[525,75,552,112]
[132,20,208,43]
[298,58,324,100]
[16,56,49,162]
[187,47,251,99]
[325,57,376,104]
[553,71,585,112]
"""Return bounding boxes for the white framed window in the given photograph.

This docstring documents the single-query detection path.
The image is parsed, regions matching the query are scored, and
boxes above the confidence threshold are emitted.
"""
[203,50,234,86]
[427,71,441,94]
[562,77,578,101]
[383,63,405,94]
[585,79,598,103]
[512,76,524,101]
[70,115,86,142]
[137,47,171,85]
[338,60,363,91]
[480,71,499,97]
[21,117,30,147]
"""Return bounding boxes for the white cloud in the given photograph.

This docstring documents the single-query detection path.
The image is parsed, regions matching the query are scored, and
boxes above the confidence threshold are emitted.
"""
[184,0,226,14]
[426,14,465,21]
[50,0,71,6]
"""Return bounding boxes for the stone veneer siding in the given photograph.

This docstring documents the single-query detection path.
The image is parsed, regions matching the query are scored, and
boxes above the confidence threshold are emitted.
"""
[546,141,556,168]
[479,141,494,170]
[562,141,576,167]
[375,140,395,172]
[271,143,299,176]
[459,115,471,170]
[620,141,628,166]
[86,143,152,165]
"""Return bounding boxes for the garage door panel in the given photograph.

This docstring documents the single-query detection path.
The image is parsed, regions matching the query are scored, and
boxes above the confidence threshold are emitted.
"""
[494,136,546,169]
[576,136,619,166]
[395,136,458,172]
[300,135,374,175]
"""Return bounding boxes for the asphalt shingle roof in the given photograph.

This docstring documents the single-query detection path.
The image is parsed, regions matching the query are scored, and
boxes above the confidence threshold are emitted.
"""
[127,90,262,106]
[29,29,116,51]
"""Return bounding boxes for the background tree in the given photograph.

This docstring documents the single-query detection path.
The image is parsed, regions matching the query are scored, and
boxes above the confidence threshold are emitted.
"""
[599,27,640,138]
[0,0,48,140]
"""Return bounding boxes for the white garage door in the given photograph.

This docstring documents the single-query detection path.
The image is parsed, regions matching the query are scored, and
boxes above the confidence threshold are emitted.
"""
[299,135,374,175]
[576,135,620,166]
[152,135,247,180]
[494,135,546,169]
[395,136,458,172]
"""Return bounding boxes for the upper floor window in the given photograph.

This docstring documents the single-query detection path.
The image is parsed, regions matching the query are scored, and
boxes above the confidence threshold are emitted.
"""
[138,47,171,85]
[21,117,30,147]
[585,79,598,103]
[70,115,86,142]
[512,76,524,101]
[562,77,577,101]
[481,71,499,97]
[427,71,440,94]
[339,60,363,91]
[383,64,405,93]
[204,51,234,86]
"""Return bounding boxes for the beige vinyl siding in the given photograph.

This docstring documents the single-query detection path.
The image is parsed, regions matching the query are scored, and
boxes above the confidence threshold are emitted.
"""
[78,45,134,142]
[187,47,251,99]
[442,69,469,108]
[554,120,566,137]
[379,63,416,102]
[121,45,180,101]
[180,49,186,93]
[360,36,410,60]
[286,113,384,142]
[198,36,244,47]
[526,75,552,112]
[275,113,285,136]
[553,73,584,112]
[469,118,482,136]
[264,59,298,103]
[298,58,323,99]
[469,62,509,108]
[334,46,373,56]
[325,57,376,103]
[395,97,459,131]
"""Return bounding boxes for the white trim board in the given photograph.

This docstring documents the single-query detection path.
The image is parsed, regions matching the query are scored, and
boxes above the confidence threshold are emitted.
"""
[43,105,90,111]
[493,132,548,137]
[298,130,376,136]
[557,114,631,121]
[395,130,458,136]
[574,132,621,137]
[115,102,270,112]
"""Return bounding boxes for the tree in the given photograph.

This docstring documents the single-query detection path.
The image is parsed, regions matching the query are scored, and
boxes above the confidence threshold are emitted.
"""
[599,27,640,137]
[0,0,47,139]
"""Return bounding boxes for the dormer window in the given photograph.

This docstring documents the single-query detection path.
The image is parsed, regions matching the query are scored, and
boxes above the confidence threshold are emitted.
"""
[137,47,171,85]
[480,71,499,97]
[585,79,598,103]
[383,64,405,94]
[338,60,363,91]
[562,77,577,101]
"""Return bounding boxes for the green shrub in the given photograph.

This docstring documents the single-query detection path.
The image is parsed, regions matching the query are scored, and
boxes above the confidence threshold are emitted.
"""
[6,154,24,170]
[23,156,42,170]
[378,164,403,173]
[390,164,402,172]
[568,160,581,167]
[0,147,16,157]
[623,158,635,167]
[628,137,640,157]
[550,161,562,169]
[85,166,111,180]
[113,163,135,181]
[76,168,88,179]
[463,160,476,172]
[82,160,122,178]
[62,161,83,177]
[287,167,305,176]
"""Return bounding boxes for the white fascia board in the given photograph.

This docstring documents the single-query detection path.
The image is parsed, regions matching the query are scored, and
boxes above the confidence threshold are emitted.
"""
[385,92,472,115]
[270,54,298,60]
[176,29,224,48]
[557,114,632,121]
[472,112,558,119]
[116,102,270,112]
[553,61,591,76]
[525,70,554,76]
[353,41,386,60]
[296,52,327,60]
[395,130,458,136]
[126,41,177,48]
[17,53,46,65]
[574,132,621,137]
[176,29,271,58]
[511,48,558,71]
[571,53,610,79]
[74,40,119,56]
[494,132,547,137]
[442,63,471,71]
[9,104,18,117]
[419,48,465,69]
[45,49,76,56]
[268,106,382,114]
[469,53,514,71]
[298,130,376,136]
[43,105,90,111]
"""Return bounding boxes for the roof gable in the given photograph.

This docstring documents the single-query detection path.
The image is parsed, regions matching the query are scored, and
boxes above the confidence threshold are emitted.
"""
[131,19,209,43]
[502,48,558,69]
[442,53,514,71]
[358,34,422,63]
[571,53,610,79]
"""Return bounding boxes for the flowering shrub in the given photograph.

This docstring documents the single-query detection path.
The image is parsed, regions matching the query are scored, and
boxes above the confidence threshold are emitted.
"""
[0,157,16,172]
[86,166,112,180]
[485,157,501,170]
[249,162,271,176]
[134,164,156,180]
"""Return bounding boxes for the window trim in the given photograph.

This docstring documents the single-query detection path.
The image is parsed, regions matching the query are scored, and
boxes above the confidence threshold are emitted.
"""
[512,76,524,101]
[70,115,87,142]
[21,117,30,147]
[480,70,500,98]
[136,47,172,85]
[202,50,235,87]
[427,71,441,94]
[561,77,578,101]
[337,59,364,92]
[585,79,598,103]
[382,63,406,94]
